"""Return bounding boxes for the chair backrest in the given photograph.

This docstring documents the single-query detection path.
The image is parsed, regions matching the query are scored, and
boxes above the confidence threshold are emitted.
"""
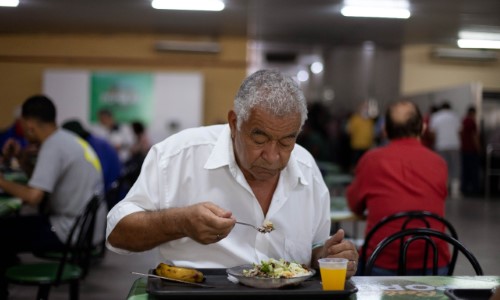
[365,228,483,275]
[359,210,459,275]
[55,195,101,284]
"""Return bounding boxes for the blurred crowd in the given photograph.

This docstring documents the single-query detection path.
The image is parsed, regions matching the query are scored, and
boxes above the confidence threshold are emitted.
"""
[296,100,494,197]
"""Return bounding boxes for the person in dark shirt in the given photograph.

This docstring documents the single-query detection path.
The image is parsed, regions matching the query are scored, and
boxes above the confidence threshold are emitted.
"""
[460,106,481,196]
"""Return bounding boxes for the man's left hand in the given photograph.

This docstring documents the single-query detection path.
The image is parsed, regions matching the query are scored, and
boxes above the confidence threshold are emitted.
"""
[320,229,359,278]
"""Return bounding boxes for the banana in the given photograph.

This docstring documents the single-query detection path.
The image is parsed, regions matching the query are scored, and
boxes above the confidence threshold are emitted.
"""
[155,263,205,283]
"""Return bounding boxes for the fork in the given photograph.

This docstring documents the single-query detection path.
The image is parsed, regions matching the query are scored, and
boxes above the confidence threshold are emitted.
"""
[235,221,261,232]
[235,221,272,233]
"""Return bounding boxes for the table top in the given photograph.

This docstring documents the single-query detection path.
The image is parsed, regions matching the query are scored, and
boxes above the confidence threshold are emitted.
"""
[127,275,500,300]
[0,196,22,216]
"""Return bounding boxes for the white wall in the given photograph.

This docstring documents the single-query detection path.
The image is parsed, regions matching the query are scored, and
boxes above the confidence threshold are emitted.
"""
[43,69,203,144]
[404,83,482,120]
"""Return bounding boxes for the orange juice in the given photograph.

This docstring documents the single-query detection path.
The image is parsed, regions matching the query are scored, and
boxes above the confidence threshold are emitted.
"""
[319,267,347,290]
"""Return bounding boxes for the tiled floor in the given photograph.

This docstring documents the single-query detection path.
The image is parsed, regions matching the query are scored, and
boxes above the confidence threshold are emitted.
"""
[7,196,500,299]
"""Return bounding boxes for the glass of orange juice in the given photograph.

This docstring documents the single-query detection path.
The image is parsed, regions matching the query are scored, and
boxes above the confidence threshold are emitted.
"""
[318,258,348,290]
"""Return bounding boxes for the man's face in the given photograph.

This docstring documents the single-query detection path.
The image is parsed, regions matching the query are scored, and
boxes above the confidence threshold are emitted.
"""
[228,107,301,182]
[20,117,38,143]
[98,113,113,128]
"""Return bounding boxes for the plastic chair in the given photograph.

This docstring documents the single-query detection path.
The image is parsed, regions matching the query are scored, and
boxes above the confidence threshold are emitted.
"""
[358,210,459,275]
[365,228,483,275]
[5,195,101,300]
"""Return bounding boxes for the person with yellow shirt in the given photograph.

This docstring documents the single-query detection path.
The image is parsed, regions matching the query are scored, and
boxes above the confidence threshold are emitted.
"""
[347,101,375,169]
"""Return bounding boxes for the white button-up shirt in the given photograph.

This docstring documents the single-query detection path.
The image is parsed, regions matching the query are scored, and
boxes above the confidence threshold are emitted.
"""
[106,124,330,268]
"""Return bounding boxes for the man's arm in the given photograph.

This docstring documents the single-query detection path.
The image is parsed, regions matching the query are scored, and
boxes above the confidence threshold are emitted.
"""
[311,229,358,278]
[346,176,367,216]
[0,175,45,205]
[107,202,236,252]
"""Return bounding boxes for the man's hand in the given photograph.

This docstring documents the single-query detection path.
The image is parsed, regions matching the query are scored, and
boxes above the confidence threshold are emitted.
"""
[179,202,236,244]
[2,138,21,158]
[318,229,359,278]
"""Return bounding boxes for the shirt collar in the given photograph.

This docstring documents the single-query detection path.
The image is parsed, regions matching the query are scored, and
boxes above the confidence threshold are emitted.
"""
[203,124,308,188]
[389,137,422,146]
[204,124,233,170]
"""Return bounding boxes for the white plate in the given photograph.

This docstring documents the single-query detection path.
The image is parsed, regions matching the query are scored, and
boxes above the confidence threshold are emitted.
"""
[226,264,315,289]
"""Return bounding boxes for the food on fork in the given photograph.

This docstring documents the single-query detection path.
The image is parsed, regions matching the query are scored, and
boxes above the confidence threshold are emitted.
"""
[258,220,275,233]
[242,258,311,278]
[155,263,205,283]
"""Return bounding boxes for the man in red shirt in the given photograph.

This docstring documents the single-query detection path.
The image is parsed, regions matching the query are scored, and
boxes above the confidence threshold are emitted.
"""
[347,100,450,275]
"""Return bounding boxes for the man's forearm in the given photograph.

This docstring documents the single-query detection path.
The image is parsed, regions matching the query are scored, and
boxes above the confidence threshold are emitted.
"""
[107,207,188,252]
[0,177,43,205]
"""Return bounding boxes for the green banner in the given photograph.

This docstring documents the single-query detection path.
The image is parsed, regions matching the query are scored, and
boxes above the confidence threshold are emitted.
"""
[90,72,153,125]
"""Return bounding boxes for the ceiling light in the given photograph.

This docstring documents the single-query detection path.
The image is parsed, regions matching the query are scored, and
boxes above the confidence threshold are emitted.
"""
[458,31,500,49]
[151,0,224,11]
[0,0,19,7]
[341,0,410,19]
[310,62,324,74]
[341,6,410,18]
[297,70,309,82]
[457,39,500,50]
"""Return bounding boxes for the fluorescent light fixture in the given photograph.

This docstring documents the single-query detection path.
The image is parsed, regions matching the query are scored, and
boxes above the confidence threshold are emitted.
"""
[458,31,500,49]
[457,39,500,50]
[0,0,19,7]
[341,0,410,19]
[152,0,224,11]
[341,6,410,18]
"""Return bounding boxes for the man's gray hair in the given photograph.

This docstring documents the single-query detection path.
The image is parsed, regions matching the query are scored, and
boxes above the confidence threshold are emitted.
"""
[234,69,308,130]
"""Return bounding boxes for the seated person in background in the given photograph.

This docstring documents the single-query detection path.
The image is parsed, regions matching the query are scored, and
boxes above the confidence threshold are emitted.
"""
[106,69,359,277]
[346,100,449,276]
[93,108,135,163]
[0,95,105,297]
[62,119,122,194]
[0,116,29,171]
[123,121,151,184]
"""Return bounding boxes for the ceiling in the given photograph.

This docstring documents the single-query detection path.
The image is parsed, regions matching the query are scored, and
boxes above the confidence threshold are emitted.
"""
[1,0,500,47]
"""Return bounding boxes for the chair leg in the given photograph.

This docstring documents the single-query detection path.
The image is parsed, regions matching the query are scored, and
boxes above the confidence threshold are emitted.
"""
[36,284,51,300]
[70,280,79,300]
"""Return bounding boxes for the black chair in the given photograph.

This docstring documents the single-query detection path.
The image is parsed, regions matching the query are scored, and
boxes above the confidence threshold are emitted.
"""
[365,228,484,275]
[5,195,101,300]
[358,210,459,275]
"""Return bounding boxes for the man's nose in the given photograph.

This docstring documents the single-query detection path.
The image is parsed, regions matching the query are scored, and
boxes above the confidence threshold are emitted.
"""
[262,141,280,163]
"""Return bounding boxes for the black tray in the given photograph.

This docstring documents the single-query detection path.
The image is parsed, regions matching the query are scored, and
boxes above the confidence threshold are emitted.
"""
[147,268,357,299]
[444,288,493,300]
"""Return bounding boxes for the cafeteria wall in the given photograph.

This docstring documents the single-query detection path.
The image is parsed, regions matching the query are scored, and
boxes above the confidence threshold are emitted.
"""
[0,33,247,128]
[401,44,500,95]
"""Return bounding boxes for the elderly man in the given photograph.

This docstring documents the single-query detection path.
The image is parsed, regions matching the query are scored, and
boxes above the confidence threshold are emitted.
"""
[107,69,358,277]
[347,100,449,275]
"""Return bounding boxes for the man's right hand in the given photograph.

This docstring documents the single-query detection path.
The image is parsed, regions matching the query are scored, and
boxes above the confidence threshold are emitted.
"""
[2,138,21,158]
[179,202,236,244]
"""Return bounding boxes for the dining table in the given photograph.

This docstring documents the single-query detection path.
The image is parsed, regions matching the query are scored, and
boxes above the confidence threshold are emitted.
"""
[0,195,22,217]
[126,273,500,299]
[0,168,27,216]
[331,195,365,241]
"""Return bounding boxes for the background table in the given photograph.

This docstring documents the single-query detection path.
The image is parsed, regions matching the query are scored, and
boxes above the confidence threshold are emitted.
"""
[127,275,500,299]
[0,196,22,216]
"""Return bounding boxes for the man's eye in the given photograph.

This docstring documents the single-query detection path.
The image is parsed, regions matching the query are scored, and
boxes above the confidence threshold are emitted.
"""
[253,136,267,144]
[279,137,295,147]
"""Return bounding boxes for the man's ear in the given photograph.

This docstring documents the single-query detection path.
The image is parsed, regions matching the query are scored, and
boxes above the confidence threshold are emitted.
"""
[421,122,427,135]
[228,110,237,138]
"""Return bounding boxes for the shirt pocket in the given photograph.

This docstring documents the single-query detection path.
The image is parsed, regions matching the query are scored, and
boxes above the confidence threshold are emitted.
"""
[284,237,312,265]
